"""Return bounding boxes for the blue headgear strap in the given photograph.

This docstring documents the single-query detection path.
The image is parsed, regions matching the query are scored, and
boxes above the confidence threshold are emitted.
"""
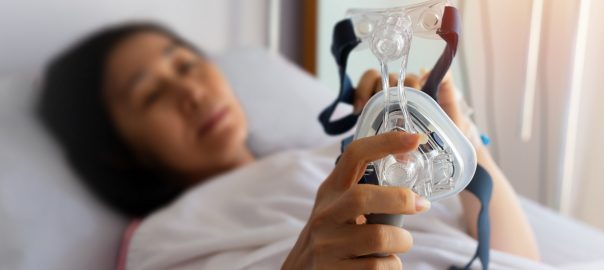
[318,19,361,135]
[421,6,460,100]
[449,164,493,270]
[326,6,493,270]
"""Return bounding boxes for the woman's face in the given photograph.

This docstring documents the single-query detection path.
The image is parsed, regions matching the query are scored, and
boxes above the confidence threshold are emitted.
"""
[103,31,249,183]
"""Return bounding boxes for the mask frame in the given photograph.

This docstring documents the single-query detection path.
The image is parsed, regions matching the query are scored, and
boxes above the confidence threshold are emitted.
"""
[318,2,494,269]
[320,0,473,201]
[354,87,476,202]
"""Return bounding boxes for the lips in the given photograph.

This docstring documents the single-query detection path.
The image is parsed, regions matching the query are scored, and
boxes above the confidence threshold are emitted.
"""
[198,106,229,136]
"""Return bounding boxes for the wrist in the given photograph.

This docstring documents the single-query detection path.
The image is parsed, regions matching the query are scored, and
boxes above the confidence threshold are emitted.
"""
[475,144,494,166]
[282,225,311,270]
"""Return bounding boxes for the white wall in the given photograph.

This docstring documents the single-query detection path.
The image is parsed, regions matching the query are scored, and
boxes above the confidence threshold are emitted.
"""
[572,0,604,230]
[0,0,271,73]
[459,0,560,204]
[462,0,604,231]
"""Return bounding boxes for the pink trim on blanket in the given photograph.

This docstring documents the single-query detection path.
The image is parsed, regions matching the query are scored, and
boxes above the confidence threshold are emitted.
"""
[116,219,141,270]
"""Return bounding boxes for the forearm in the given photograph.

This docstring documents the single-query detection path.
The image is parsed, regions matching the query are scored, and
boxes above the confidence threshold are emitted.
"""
[459,145,541,261]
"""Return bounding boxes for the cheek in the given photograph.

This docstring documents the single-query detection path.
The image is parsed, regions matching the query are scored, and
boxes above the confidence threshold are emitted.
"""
[144,109,185,143]
[139,109,200,165]
[220,89,249,145]
[232,100,248,137]
[208,74,248,133]
[201,72,248,137]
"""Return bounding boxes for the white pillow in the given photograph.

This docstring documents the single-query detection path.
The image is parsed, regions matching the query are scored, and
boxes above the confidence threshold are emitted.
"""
[215,49,347,157]
[0,49,346,270]
[0,74,127,270]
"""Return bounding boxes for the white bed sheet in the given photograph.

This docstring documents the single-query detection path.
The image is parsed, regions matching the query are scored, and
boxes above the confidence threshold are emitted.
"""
[521,197,604,266]
[127,142,604,270]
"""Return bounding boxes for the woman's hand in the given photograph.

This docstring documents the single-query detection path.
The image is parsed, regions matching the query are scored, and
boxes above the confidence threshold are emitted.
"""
[282,132,431,270]
[353,69,423,114]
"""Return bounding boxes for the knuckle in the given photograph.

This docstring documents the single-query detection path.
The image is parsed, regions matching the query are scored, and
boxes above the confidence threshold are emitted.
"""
[380,132,400,145]
[316,180,330,195]
[391,188,415,214]
[366,69,380,78]
[392,131,410,142]
[308,213,328,231]
[369,225,389,250]
[346,186,367,211]
[342,140,362,163]
[396,188,412,203]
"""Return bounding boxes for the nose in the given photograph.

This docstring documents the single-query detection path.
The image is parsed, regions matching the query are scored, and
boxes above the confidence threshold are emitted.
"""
[154,58,207,115]
[175,79,206,116]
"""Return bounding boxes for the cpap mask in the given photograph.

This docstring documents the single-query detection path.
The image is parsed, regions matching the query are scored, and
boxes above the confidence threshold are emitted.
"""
[326,0,476,207]
[320,2,493,267]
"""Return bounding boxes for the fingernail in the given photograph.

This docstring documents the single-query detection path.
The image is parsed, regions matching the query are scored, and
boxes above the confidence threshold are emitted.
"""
[415,195,431,213]
[418,133,429,144]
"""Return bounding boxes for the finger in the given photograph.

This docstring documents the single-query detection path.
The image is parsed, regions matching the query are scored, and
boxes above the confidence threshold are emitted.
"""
[337,254,403,270]
[419,70,430,89]
[403,73,421,89]
[437,74,464,124]
[420,67,428,76]
[442,70,454,84]
[388,73,398,87]
[337,224,413,257]
[418,69,454,90]
[333,132,422,188]
[417,69,461,115]
[373,74,382,93]
[370,73,399,100]
[376,73,398,91]
[355,69,381,113]
[429,71,462,123]
[332,185,429,223]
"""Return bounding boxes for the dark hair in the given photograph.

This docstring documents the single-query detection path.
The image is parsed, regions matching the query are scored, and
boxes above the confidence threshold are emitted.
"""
[37,22,195,217]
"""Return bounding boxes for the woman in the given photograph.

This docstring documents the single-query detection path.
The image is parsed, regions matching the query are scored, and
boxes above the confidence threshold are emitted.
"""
[38,23,540,269]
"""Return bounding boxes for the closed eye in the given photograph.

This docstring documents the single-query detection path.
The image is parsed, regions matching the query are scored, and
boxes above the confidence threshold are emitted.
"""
[143,83,167,108]
[177,59,199,76]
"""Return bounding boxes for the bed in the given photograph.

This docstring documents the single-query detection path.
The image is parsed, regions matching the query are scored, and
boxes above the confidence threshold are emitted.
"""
[2,0,603,267]
[1,48,603,270]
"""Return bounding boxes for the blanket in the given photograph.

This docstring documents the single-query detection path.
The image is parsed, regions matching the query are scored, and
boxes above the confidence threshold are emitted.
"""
[126,143,559,270]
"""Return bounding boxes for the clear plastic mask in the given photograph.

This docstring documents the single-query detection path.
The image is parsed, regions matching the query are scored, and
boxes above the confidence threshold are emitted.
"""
[354,87,476,202]
[347,0,476,202]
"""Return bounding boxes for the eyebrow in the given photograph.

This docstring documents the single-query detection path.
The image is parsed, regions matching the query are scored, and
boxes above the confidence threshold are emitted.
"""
[119,42,178,96]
